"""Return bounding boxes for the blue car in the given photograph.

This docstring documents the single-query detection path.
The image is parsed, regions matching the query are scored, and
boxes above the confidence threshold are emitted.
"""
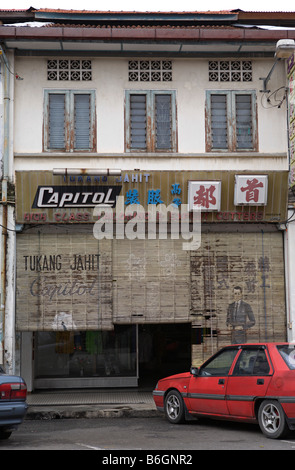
[0,365,28,440]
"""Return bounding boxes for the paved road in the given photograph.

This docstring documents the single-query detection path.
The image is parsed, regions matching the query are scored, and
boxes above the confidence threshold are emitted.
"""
[1,417,295,451]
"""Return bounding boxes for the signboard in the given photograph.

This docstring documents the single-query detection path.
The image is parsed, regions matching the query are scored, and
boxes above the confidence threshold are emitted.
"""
[15,170,288,224]
[188,181,221,211]
[32,185,121,209]
[234,175,268,206]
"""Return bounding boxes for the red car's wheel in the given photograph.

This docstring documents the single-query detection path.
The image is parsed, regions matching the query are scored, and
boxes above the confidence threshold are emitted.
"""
[164,390,185,424]
[258,400,289,439]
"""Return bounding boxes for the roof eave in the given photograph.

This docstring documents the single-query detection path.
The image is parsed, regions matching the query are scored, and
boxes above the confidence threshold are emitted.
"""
[0,25,294,41]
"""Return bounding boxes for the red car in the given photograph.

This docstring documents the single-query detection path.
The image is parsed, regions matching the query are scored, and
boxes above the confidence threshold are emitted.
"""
[153,343,295,439]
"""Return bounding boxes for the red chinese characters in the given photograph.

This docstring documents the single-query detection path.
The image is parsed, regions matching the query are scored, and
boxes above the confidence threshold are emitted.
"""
[234,175,268,206]
[240,178,264,203]
[194,184,217,209]
[188,181,221,211]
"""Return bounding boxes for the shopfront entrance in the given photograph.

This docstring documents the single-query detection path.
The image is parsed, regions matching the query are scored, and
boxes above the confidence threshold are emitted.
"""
[138,324,191,387]
[33,323,191,389]
[15,171,289,391]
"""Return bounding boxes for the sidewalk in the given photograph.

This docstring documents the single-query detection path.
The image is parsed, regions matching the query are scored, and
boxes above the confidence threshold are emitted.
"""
[25,388,160,420]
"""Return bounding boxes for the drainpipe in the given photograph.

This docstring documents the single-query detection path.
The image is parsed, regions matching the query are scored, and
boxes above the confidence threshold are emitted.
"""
[0,184,7,368]
[0,47,12,371]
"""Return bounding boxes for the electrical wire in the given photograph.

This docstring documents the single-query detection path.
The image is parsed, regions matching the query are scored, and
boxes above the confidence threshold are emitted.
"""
[260,86,288,109]
[284,208,295,225]
[0,223,17,232]
[0,45,23,80]
[0,222,43,233]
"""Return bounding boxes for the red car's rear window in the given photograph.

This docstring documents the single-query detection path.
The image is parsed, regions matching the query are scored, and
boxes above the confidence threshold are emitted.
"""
[277,345,295,370]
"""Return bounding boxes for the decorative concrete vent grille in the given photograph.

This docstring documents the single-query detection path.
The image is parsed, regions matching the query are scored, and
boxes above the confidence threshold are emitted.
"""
[209,60,252,82]
[128,60,172,81]
[47,59,92,81]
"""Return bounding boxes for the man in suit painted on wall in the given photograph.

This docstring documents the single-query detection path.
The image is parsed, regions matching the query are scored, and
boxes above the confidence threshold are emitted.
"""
[226,286,256,344]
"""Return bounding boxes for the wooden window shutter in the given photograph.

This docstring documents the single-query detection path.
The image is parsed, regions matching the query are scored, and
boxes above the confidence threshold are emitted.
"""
[235,94,253,149]
[155,94,172,150]
[130,94,147,149]
[49,93,65,149]
[211,94,228,149]
[74,94,91,149]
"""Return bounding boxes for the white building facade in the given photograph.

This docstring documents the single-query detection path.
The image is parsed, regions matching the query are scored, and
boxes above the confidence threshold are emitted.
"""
[0,8,293,391]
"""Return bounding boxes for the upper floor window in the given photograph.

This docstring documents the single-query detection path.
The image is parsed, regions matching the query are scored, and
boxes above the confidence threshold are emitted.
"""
[205,90,257,152]
[125,90,177,152]
[44,90,96,152]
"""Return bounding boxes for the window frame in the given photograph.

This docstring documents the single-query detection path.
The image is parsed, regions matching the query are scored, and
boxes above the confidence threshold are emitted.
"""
[205,89,257,152]
[199,347,239,377]
[43,89,96,152]
[125,90,177,153]
[277,345,295,370]
[232,347,270,376]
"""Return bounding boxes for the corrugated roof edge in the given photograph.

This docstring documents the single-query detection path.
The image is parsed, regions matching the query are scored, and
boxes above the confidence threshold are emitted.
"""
[1,23,295,40]
[35,9,234,14]
[0,8,294,14]
[0,7,37,12]
[0,9,234,14]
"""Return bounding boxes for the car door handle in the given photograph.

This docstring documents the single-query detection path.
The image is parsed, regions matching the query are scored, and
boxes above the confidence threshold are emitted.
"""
[218,379,225,385]
[257,379,264,385]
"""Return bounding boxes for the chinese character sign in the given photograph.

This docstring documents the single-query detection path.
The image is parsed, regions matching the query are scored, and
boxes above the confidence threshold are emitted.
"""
[234,175,268,206]
[188,181,221,211]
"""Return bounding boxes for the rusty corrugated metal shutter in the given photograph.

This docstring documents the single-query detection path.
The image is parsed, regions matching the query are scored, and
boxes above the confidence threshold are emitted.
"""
[190,231,286,365]
[15,232,113,331]
[113,238,190,324]
[15,230,286,359]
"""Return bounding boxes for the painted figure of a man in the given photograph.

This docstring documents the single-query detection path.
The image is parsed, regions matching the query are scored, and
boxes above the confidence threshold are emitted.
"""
[226,286,255,344]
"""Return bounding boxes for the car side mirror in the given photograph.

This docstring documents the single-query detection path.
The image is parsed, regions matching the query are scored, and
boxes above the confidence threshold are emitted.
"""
[190,366,199,377]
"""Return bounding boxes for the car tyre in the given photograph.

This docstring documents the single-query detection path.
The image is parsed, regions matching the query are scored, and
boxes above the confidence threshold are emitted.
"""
[258,399,289,439]
[164,390,185,424]
[0,430,12,440]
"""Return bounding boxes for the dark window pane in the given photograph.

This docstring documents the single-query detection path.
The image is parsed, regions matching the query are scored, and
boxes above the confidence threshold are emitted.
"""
[233,349,269,375]
[200,348,238,376]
